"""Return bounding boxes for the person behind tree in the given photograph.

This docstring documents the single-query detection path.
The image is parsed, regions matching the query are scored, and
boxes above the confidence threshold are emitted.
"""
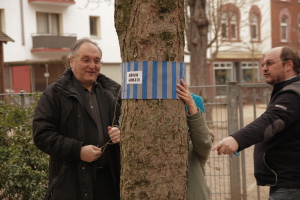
[177,79,214,200]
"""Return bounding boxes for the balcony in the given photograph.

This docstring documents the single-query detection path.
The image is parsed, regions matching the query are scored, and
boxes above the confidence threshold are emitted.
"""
[31,34,77,52]
[28,0,75,6]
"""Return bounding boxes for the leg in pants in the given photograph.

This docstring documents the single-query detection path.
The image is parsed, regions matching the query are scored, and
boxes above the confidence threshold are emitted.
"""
[268,187,300,200]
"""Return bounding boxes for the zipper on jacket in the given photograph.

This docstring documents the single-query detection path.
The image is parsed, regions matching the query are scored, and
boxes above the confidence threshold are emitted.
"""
[56,86,85,142]
[263,153,277,186]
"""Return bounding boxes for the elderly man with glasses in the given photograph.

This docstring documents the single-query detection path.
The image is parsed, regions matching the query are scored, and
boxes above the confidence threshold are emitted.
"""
[33,38,121,200]
[213,46,300,200]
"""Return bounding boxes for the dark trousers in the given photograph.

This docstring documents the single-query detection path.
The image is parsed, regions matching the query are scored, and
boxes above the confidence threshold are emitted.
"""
[93,166,117,200]
[269,187,300,200]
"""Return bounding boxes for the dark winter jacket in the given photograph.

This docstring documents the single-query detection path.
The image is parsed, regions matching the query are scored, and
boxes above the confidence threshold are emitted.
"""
[231,75,300,188]
[32,68,121,200]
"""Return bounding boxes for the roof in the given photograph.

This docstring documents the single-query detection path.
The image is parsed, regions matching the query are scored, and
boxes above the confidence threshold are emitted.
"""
[0,31,14,43]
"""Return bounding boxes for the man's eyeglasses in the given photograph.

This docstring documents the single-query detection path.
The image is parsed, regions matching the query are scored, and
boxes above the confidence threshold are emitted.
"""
[81,59,101,65]
[261,60,283,68]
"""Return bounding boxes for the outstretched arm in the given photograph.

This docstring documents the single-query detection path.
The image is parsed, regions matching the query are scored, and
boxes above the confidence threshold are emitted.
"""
[212,136,239,155]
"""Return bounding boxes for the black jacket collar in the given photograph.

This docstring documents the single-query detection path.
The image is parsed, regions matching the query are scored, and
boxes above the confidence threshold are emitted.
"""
[55,68,121,98]
[272,75,300,97]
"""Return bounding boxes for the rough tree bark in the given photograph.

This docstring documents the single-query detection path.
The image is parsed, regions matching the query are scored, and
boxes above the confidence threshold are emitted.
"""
[0,43,4,95]
[114,0,188,199]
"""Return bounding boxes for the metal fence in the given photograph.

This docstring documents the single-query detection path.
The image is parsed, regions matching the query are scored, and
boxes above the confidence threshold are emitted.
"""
[190,82,272,200]
[0,92,41,107]
[0,82,272,200]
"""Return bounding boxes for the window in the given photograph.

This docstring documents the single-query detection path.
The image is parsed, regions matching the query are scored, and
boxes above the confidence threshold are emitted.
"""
[230,13,237,39]
[279,8,291,42]
[214,62,233,85]
[250,13,258,40]
[221,4,240,41]
[241,62,259,83]
[90,16,100,37]
[280,15,288,41]
[221,12,228,38]
[36,12,60,35]
[249,5,262,42]
[214,62,233,96]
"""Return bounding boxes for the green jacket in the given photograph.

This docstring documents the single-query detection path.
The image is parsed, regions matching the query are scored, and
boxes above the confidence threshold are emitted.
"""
[187,110,212,200]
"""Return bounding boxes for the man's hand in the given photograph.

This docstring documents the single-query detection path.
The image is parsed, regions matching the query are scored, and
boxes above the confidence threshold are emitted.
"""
[212,136,239,155]
[108,126,120,144]
[80,145,102,162]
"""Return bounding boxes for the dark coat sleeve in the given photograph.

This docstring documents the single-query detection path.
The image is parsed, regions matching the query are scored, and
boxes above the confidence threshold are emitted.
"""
[231,91,300,151]
[32,86,83,161]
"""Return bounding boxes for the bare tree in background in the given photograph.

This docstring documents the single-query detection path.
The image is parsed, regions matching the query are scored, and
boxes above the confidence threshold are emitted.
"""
[185,0,261,86]
[185,0,209,96]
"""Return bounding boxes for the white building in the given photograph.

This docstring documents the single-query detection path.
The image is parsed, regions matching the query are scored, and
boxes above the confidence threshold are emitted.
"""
[2,0,298,93]
[206,0,272,92]
[1,0,122,92]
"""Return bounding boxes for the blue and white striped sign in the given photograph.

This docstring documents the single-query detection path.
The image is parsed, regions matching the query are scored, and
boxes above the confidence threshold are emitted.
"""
[121,61,186,99]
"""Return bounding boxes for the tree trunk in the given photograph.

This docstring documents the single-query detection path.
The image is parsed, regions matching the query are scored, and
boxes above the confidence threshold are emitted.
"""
[0,43,5,96]
[186,0,214,122]
[114,0,188,199]
[188,0,209,95]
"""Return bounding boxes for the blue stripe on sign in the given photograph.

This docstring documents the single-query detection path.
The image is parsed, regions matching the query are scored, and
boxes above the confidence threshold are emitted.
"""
[162,61,167,99]
[126,62,131,99]
[133,62,139,99]
[142,61,148,99]
[180,62,183,80]
[172,62,177,99]
[152,61,158,99]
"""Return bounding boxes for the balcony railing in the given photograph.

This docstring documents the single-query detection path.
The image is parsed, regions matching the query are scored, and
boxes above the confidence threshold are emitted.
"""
[28,0,75,6]
[32,34,77,50]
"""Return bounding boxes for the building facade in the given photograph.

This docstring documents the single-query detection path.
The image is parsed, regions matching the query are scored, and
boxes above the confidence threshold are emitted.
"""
[0,0,121,93]
[271,0,300,48]
[1,0,300,93]
[208,0,300,96]
[207,0,270,92]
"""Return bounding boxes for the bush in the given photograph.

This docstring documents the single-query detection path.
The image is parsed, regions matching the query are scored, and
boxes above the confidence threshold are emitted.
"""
[0,94,48,200]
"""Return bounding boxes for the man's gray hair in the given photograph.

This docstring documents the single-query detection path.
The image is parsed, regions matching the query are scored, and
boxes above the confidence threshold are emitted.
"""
[69,37,102,59]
